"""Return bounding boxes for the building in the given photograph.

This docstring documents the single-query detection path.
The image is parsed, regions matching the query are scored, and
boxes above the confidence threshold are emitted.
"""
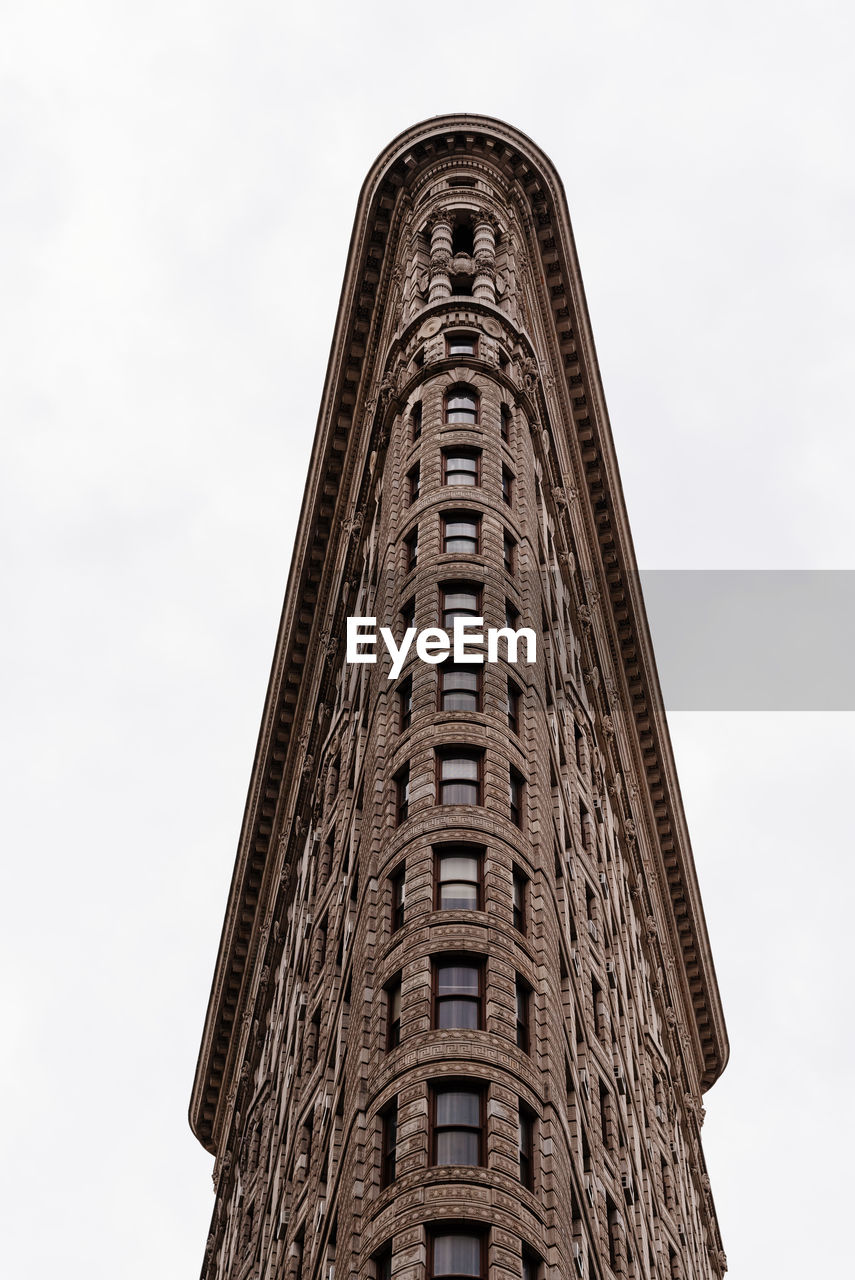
[189,115,729,1280]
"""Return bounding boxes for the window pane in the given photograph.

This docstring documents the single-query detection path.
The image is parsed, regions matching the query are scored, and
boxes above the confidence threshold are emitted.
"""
[443,589,479,617]
[440,854,479,883]
[438,998,479,1029]
[436,1090,480,1126]
[448,335,476,355]
[436,1129,480,1165]
[446,455,478,485]
[437,964,479,995]
[434,1234,481,1276]
[442,756,479,782]
[442,781,477,804]
[440,882,478,909]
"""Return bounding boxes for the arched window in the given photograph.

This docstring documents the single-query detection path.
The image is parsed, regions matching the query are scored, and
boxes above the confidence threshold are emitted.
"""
[445,386,479,424]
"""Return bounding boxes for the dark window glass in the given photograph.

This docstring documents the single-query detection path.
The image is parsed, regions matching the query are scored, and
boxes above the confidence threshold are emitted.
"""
[516,976,531,1053]
[411,401,422,441]
[434,959,482,1029]
[445,388,479,424]
[440,662,481,712]
[502,467,514,505]
[433,1084,483,1166]
[406,527,419,571]
[381,1100,398,1185]
[395,766,410,825]
[390,865,406,930]
[503,532,516,575]
[522,1249,541,1280]
[519,1105,534,1188]
[505,599,519,630]
[500,403,511,442]
[442,514,480,555]
[507,679,520,733]
[436,848,481,910]
[375,1245,393,1280]
[399,677,413,731]
[441,583,481,630]
[439,751,481,805]
[512,869,527,932]
[447,332,477,357]
[386,975,402,1048]
[432,1231,483,1278]
[408,464,421,504]
[401,597,416,633]
[443,450,480,487]
[509,767,524,826]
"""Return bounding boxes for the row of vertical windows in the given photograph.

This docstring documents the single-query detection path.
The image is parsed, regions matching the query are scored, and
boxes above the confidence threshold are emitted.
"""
[383,962,531,1050]
[409,387,513,443]
[380,1085,536,1185]
[388,852,528,928]
[407,449,513,500]
[397,655,521,720]
[404,513,517,569]
[375,1232,542,1280]
[394,754,524,824]
[398,583,519,635]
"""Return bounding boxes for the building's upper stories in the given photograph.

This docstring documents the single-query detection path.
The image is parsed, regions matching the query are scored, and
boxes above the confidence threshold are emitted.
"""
[190,116,729,1280]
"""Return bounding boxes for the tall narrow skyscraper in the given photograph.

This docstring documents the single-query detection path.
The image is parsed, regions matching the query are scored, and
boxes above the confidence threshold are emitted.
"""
[190,115,729,1280]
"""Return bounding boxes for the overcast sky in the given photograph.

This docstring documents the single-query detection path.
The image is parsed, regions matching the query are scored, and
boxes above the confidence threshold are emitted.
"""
[2,3,853,1277]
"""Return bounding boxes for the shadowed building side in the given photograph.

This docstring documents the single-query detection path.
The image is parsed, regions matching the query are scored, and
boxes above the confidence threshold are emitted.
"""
[190,115,729,1280]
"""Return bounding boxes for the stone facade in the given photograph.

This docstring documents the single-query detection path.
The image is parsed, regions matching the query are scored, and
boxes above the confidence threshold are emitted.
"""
[190,116,729,1280]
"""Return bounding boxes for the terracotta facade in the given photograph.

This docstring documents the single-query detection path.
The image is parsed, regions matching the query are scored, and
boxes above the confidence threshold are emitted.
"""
[190,116,729,1280]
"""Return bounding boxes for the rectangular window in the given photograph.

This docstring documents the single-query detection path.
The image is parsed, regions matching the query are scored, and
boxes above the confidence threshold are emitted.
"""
[505,599,520,630]
[512,868,528,932]
[446,332,478,357]
[436,846,482,910]
[509,767,524,827]
[502,466,514,505]
[507,678,521,733]
[401,596,416,634]
[405,527,419,571]
[500,403,511,442]
[408,463,421,504]
[381,1099,398,1186]
[394,767,410,826]
[443,449,481,487]
[438,749,482,806]
[515,976,531,1053]
[439,661,481,712]
[503,531,516,575]
[386,974,402,1049]
[519,1104,534,1189]
[432,1083,484,1166]
[390,865,406,931]
[433,957,483,1029]
[430,1230,485,1279]
[374,1244,393,1280]
[442,512,480,555]
[441,582,482,630]
[522,1249,542,1280]
[398,676,413,731]
[410,401,422,441]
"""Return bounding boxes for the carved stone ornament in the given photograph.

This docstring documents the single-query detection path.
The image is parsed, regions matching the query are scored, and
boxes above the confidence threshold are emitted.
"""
[430,249,452,272]
[665,1008,678,1027]
[718,1250,728,1271]
[418,316,442,339]
[552,484,568,509]
[558,550,575,573]
[624,817,637,845]
[646,915,657,936]
[425,206,453,234]
[577,604,592,632]
[602,714,615,739]
[583,665,600,691]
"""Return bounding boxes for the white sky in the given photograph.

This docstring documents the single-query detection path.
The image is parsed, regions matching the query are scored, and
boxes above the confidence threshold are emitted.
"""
[2,2,853,1276]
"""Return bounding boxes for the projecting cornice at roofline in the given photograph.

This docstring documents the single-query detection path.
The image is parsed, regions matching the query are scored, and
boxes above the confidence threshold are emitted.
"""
[189,114,729,1154]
